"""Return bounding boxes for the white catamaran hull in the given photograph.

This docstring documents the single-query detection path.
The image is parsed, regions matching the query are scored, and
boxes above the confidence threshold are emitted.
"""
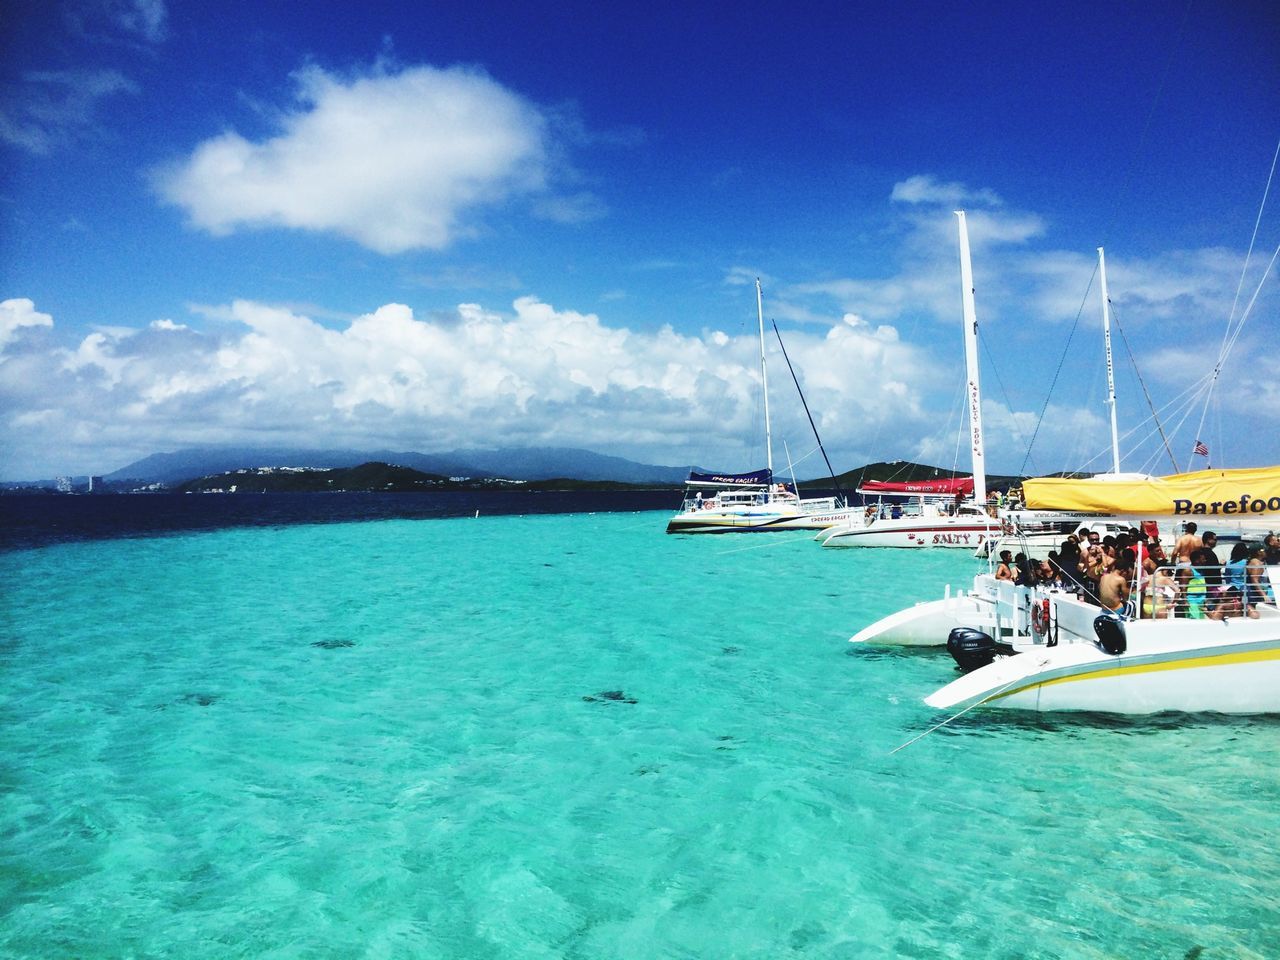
[666,507,854,533]
[850,592,993,646]
[821,517,999,549]
[926,619,1280,714]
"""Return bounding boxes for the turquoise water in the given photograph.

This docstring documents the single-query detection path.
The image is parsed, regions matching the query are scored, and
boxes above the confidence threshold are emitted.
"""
[3,510,1278,958]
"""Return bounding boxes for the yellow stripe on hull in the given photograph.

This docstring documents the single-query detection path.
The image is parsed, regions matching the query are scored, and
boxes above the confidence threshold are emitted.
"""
[989,643,1280,705]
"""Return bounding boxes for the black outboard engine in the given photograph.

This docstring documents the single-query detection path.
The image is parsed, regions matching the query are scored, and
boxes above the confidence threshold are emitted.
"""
[947,627,1018,673]
[1093,615,1127,656]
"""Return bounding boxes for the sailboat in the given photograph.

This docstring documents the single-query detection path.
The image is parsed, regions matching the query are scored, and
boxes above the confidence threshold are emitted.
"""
[819,211,1001,549]
[922,468,1280,715]
[857,150,1280,711]
[665,279,859,533]
[851,244,1206,645]
[981,245,1271,558]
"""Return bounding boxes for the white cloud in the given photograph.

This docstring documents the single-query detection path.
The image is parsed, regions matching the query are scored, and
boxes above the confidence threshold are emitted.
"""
[0,297,938,478]
[0,69,138,154]
[154,62,572,254]
[5,175,1274,478]
[891,174,1002,208]
[0,298,54,348]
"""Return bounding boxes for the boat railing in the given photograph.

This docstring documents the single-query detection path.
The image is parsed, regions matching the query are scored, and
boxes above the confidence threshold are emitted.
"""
[798,496,843,514]
[1136,563,1278,620]
[857,502,929,523]
[964,573,1081,644]
[680,489,770,511]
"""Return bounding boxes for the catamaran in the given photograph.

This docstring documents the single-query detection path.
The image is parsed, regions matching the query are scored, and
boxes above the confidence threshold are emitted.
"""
[666,279,860,534]
[866,151,1280,712]
[853,467,1280,714]
[820,211,1000,549]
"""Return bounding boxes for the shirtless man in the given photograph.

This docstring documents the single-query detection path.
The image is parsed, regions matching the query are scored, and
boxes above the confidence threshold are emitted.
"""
[995,549,1015,581]
[1172,522,1201,568]
[1099,550,1135,613]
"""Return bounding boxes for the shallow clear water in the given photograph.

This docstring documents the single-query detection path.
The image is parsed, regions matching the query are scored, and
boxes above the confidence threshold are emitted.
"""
[2,509,1278,958]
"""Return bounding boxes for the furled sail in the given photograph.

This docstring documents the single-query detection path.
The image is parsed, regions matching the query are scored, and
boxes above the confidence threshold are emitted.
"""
[859,477,975,496]
[686,468,772,487]
[1022,467,1280,517]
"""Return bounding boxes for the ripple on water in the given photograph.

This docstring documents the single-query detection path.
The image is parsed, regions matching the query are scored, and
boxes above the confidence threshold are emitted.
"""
[2,510,1278,958]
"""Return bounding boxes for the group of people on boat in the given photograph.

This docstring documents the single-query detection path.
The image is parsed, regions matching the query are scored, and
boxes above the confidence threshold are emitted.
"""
[986,486,1024,512]
[994,523,1279,620]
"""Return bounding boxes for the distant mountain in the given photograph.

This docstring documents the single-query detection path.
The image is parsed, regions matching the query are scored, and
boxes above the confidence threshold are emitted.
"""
[175,462,678,494]
[107,445,694,486]
[433,447,694,484]
[177,462,449,493]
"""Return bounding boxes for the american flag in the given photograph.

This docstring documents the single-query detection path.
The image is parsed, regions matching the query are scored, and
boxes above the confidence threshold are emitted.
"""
[1193,440,1209,457]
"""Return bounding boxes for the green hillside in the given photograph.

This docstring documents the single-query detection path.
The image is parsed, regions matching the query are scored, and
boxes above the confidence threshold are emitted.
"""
[175,462,678,493]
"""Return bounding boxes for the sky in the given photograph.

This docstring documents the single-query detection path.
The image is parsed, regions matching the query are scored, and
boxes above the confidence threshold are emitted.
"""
[1,0,1278,481]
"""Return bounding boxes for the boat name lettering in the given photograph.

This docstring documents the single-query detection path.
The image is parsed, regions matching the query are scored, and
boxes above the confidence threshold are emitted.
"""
[1172,494,1280,516]
[933,533,972,545]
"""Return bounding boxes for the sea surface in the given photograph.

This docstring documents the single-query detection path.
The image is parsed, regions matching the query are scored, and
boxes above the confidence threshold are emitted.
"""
[2,495,1278,958]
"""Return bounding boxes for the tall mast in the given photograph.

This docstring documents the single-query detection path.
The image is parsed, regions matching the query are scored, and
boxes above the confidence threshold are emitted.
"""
[1098,246,1121,474]
[955,212,987,505]
[756,277,773,476]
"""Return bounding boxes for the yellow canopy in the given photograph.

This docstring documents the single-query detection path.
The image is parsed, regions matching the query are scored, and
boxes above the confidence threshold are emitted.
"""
[1022,467,1280,517]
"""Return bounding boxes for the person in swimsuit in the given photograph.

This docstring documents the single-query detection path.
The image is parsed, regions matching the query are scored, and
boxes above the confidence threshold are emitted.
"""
[1173,522,1201,568]
[1098,549,1135,613]
[1247,545,1274,607]
[1208,586,1257,620]
[1183,547,1218,619]
[1144,567,1177,619]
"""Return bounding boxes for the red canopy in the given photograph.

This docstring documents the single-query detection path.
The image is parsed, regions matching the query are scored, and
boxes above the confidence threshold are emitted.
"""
[859,477,975,495]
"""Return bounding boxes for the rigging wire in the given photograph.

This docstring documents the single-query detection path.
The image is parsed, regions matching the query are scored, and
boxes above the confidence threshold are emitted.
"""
[1109,305,1179,472]
[1190,136,1280,461]
[1018,259,1099,476]
[1220,239,1280,361]
[1121,375,1213,466]
[1153,371,1220,459]
[771,320,842,493]
[1015,2,1190,479]
[979,330,1041,476]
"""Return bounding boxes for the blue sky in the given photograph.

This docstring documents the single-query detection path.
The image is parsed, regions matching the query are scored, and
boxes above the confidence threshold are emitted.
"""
[1,0,1277,480]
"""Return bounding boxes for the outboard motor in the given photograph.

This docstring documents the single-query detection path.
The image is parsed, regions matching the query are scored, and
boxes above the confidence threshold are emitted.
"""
[946,627,1018,673]
[1093,615,1127,656]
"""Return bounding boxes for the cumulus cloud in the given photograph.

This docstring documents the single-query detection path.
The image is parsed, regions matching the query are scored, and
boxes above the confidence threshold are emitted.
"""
[0,297,937,478]
[787,178,1253,337]
[0,298,54,349]
[0,69,138,154]
[153,62,576,254]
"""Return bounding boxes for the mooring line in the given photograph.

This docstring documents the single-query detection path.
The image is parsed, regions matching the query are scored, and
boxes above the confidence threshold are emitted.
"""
[717,532,820,554]
[888,667,1039,755]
